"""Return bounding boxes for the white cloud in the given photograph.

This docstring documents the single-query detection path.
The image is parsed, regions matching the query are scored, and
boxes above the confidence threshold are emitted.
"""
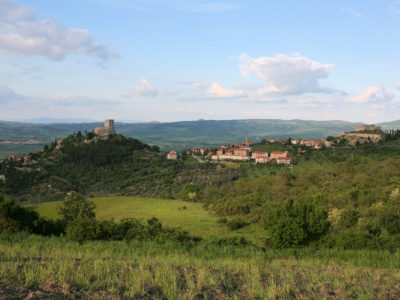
[0,0,34,21]
[340,8,362,17]
[119,79,159,98]
[395,82,400,90]
[0,0,116,60]
[349,86,394,103]
[183,81,245,100]
[208,83,245,98]
[133,79,158,97]
[239,54,334,96]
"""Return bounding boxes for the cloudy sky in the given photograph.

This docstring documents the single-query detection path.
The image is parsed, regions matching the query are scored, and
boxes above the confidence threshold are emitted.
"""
[0,0,399,123]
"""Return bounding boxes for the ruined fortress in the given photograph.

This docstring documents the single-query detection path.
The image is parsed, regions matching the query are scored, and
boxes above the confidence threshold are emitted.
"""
[94,119,116,138]
[340,124,383,145]
[354,125,382,132]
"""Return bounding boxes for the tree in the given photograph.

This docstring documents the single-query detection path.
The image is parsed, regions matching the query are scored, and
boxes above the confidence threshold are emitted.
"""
[59,192,96,224]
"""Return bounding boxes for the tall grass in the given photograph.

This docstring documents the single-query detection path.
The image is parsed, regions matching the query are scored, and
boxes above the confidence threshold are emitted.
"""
[1,233,400,298]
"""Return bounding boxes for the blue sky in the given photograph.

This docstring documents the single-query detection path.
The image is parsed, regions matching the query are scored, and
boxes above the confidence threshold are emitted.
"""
[0,0,399,123]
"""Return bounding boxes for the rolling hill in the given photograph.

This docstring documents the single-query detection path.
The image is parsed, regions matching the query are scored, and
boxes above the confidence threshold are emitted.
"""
[1,118,399,156]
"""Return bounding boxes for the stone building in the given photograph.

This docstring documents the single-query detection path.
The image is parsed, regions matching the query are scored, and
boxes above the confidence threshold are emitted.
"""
[252,151,268,159]
[270,151,288,159]
[277,157,293,165]
[354,125,382,132]
[340,124,383,145]
[234,148,249,157]
[94,119,116,138]
[8,153,24,161]
[255,156,271,164]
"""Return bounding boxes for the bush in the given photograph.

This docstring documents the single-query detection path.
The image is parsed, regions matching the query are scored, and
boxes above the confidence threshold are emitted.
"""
[214,236,249,246]
[217,217,227,225]
[339,209,359,228]
[0,194,64,235]
[265,199,330,248]
[226,218,249,231]
[65,216,98,243]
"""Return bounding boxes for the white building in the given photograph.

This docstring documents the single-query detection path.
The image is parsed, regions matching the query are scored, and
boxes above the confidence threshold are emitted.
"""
[167,151,178,160]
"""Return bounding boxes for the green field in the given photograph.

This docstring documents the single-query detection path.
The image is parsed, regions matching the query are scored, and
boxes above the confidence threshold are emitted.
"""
[0,143,45,158]
[1,234,400,299]
[27,196,267,243]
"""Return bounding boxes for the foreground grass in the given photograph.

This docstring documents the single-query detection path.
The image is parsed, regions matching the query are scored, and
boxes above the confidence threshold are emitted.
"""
[1,234,400,299]
[26,196,267,244]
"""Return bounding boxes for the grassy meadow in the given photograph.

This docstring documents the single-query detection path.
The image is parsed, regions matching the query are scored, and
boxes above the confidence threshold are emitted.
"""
[1,234,400,299]
[26,196,267,244]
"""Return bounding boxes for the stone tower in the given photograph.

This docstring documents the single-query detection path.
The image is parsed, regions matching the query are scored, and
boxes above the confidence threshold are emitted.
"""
[104,119,116,135]
[94,119,116,138]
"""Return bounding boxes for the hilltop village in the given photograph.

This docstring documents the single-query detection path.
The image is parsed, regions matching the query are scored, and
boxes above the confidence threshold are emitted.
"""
[167,124,385,165]
[1,120,388,178]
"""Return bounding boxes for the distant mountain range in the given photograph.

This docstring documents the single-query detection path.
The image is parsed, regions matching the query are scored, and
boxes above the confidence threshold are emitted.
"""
[1,118,400,156]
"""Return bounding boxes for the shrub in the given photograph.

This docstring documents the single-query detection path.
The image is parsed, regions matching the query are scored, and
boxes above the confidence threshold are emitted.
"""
[0,194,64,235]
[226,218,249,231]
[265,199,330,248]
[217,217,227,225]
[339,209,360,228]
[214,236,249,246]
[65,216,98,243]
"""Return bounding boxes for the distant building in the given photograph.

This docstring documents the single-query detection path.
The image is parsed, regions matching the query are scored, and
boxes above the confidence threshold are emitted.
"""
[270,151,288,159]
[0,175,5,183]
[255,156,271,164]
[216,146,227,155]
[200,148,208,155]
[55,140,63,150]
[231,143,242,148]
[277,157,293,165]
[340,124,383,145]
[252,151,268,159]
[242,137,255,147]
[300,139,316,147]
[323,140,333,148]
[354,124,381,132]
[167,151,178,160]
[8,153,24,161]
[94,119,116,138]
[291,139,301,145]
[213,155,250,161]
[234,148,249,157]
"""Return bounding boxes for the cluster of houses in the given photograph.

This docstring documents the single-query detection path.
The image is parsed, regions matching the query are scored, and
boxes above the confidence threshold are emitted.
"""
[209,138,294,165]
[167,138,295,165]
[166,135,342,164]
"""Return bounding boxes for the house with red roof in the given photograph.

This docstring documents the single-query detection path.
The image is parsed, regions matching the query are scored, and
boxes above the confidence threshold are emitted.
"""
[167,151,178,160]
